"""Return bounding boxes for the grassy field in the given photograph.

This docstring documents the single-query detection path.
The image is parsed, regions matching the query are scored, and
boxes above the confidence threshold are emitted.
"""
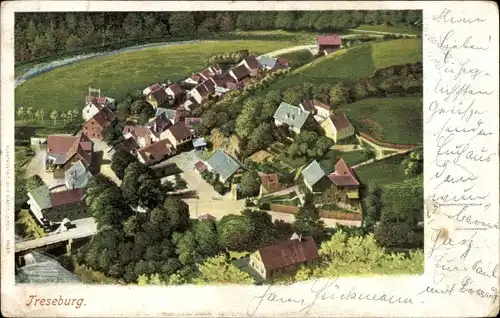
[262,38,422,93]
[353,153,408,186]
[278,49,315,65]
[337,95,423,144]
[319,149,374,173]
[15,36,312,122]
[371,38,422,69]
[353,24,422,36]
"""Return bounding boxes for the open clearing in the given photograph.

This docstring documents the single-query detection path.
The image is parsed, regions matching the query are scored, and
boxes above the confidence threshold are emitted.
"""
[337,95,423,145]
[263,38,422,92]
[15,36,312,116]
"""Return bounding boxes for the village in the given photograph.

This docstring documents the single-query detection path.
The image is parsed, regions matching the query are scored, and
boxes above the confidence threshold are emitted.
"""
[17,22,423,284]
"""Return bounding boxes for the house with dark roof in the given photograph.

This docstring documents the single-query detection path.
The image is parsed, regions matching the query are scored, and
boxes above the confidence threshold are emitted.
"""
[160,122,193,149]
[205,149,242,183]
[327,158,360,206]
[239,55,261,75]
[229,64,251,82]
[45,134,94,177]
[249,234,319,279]
[144,112,173,135]
[258,173,283,197]
[273,102,311,134]
[143,83,162,96]
[27,184,89,223]
[145,85,171,108]
[82,106,116,141]
[82,88,115,120]
[65,160,93,190]
[114,135,140,155]
[301,160,330,193]
[321,113,355,143]
[316,34,342,55]
[137,139,176,165]
[188,83,211,104]
[166,84,186,105]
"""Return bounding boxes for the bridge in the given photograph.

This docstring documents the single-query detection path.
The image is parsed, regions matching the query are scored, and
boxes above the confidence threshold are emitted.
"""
[15,218,97,253]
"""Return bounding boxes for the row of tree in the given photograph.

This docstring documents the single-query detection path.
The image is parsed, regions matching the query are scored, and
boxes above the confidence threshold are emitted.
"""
[15,11,422,62]
[16,107,80,125]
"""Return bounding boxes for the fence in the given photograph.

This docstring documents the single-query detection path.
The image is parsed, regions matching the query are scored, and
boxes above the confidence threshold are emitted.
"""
[358,132,417,150]
[269,204,362,221]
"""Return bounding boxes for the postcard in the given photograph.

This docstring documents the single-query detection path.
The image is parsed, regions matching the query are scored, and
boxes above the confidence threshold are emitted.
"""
[1,1,498,317]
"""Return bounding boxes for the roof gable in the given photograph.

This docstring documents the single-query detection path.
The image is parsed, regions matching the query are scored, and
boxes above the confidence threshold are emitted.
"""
[302,160,326,186]
[258,236,319,272]
[206,150,241,181]
[273,102,310,129]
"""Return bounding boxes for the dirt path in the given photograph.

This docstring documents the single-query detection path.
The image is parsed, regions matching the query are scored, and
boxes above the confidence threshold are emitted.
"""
[347,29,418,38]
[263,44,317,58]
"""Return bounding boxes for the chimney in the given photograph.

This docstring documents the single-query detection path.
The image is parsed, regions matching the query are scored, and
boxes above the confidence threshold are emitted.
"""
[298,108,302,115]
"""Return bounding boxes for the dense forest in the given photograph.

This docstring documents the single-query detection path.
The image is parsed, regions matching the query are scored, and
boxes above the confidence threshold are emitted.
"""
[15,10,422,63]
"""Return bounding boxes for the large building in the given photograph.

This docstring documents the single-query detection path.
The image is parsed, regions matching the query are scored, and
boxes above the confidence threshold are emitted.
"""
[249,234,319,280]
[27,185,89,223]
[45,134,93,178]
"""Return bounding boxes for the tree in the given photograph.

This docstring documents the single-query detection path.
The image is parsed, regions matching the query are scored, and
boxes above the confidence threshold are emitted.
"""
[17,106,25,120]
[25,107,34,120]
[50,110,58,125]
[121,162,150,207]
[65,34,82,51]
[195,220,219,257]
[282,87,302,105]
[172,230,201,266]
[130,99,146,115]
[217,13,235,32]
[123,215,140,237]
[194,254,254,285]
[294,193,325,241]
[138,174,165,209]
[242,209,277,249]
[111,148,138,179]
[275,12,296,29]
[85,173,115,206]
[217,215,254,251]
[90,186,131,229]
[239,171,261,198]
[169,13,196,36]
[123,13,143,39]
[163,197,190,231]
[329,84,351,106]
[26,175,45,191]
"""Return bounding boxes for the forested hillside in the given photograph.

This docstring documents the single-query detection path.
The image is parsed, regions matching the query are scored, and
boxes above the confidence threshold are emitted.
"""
[15,10,421,62]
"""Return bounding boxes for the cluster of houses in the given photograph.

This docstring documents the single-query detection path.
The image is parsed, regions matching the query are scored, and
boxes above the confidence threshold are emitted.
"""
[27,52,290,226]
[301,157,360,208]
[274,100,355,143]
[23,33,367,282]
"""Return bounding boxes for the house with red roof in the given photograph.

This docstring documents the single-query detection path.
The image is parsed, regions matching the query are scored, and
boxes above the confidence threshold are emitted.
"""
[321,112,355,143]
[82,107,116,141]
[82,88,116,121]
[249,233,319,279]
[258,173,284,197]
[27,184,89,223]
[45,134,94,177]
[327,158,360,206]
[316,34,342,55]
